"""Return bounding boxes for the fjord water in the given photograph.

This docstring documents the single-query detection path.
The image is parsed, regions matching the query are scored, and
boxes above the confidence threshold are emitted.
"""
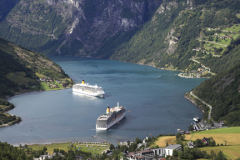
[1,56,205,145]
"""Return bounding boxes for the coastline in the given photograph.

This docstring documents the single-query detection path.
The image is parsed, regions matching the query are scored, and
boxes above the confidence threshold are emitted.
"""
[184,92,204,113]
[1,57,205,147]
[1,87,72,129]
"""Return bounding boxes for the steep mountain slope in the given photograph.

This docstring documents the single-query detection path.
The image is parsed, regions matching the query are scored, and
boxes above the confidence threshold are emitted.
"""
[0,37,73,98]
[0,37,74,126]
[193,62,240,126]
[104,0,240,72]
[0,0,162,56]
[0,0,19,22]
[0,0,239,74]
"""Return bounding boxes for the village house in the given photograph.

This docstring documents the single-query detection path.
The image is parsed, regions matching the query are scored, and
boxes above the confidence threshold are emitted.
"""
[202,137,208,145]
[126,144,182,159]
[187,141,195,148]
[137,137,148,149]
[165,144,182,157]
[39,77,46,82]
[33,152,64,160]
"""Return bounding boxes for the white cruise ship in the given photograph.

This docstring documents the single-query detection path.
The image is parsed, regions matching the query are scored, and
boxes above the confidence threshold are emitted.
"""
[96,103,126,130]
[72,80,105,97]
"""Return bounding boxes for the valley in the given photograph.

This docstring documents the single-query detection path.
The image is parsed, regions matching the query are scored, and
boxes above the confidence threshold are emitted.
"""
[0,0,240,159]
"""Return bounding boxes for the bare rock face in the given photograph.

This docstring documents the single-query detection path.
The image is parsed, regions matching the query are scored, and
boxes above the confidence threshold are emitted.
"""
[0,0,162,56]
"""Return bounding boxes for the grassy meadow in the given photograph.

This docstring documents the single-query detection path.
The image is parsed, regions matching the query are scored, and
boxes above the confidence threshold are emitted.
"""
[40,82,64,91]
[153,127,240,159]
[29,142,109,155]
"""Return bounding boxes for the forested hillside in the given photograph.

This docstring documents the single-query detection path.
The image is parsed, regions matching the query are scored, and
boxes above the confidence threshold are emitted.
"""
[193,62,240,126]
[0,38,74,125]
[103,0,240,73]
[0,38,73,98]
[0,0,240,74]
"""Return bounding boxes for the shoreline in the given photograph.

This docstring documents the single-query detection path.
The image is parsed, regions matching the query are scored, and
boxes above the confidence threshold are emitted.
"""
[1,57,204,146]
[184,92,204,113]
[2,87,72,129]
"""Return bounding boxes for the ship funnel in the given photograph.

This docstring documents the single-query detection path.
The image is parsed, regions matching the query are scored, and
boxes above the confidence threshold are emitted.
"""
[117,102,119,108]
[106,107,110,114]
[82,80,85,84]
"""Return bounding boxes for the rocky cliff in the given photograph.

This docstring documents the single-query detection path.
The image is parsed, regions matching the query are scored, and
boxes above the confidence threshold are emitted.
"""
[0,0,162,56]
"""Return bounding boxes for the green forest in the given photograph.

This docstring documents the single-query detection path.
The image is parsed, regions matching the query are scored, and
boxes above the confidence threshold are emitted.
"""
[0,38,73,98]
[194,62,240,126]
[97,0,240,72]
[0,38,74,125]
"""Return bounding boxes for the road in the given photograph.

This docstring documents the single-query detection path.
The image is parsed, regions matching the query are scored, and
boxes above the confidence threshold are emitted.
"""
[190,91,212,120]
[189,57,216,75]
[190,91,220,128]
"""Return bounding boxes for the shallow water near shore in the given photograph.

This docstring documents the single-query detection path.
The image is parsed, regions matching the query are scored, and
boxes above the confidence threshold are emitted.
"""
[1,56,205,146]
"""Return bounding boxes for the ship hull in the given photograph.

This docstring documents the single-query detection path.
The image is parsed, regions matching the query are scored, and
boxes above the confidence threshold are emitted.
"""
[72,88,104,97]
[96,112,125,130]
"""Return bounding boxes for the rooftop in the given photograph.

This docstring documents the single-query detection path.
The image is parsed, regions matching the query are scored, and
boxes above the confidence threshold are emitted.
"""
[165,144,181,149]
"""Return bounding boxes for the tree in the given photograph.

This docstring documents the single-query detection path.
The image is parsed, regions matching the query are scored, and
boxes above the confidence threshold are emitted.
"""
[216,151,227,160]
[208,137,216,146]
[176,133,185,141]
[166,142,168,147]
[224,140,227,146]
[135,137,142,144]
[43,146,47,152]
[194,139,203,147]
[188,154,194,160]
[109,144,115,150]
[172,149,178,158]
[188,125,194,131]
[178,151,184,158]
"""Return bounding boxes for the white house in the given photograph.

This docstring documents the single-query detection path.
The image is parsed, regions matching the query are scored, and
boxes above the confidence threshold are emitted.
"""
[165,144,182,157]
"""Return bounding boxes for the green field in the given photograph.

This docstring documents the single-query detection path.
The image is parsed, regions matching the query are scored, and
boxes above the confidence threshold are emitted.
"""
[29,142,109,155]
[192,127,240,134]
[154,127,240,159]
[224,24,240,32]
[187,127,240,159]
[40,82,64,91]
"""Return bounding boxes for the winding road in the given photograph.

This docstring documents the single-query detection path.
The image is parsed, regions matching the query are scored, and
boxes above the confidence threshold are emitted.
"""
[190,91,212,120]
[190,91,221,128]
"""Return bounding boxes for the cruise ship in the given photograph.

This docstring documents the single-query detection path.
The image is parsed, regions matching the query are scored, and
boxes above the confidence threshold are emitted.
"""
[96,103,126,130]
[72,80,105,97]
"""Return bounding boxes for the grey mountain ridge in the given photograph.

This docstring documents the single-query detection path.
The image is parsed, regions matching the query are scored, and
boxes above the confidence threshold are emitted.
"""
[0,0,162,56]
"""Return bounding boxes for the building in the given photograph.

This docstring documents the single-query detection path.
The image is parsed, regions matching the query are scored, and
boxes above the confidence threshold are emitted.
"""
[202,137,208,144]
[165,144,182,157]
[152,148,166,157]
[126,144,182,159]
[187,141,195,148]
[126,149,154,160]
[33,152,64,160]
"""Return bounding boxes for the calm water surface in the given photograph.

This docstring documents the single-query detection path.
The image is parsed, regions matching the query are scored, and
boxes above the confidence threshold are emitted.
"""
[1,56,205,145]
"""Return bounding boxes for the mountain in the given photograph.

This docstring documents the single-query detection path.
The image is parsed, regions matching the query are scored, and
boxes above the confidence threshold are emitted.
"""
[0,0,161,56]
[105,0,240,71]
[193,62,240,126]
[0,0,240,74]
[1,0,240,126]
[0,0,19,22]
[0,37,73,98]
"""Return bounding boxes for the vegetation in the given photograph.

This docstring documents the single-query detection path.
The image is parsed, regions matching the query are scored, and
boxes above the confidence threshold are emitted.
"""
[153,127,240,159]
[0,37,74,126]
[185,127,240,159]
[96,0,240,72]
[29,142,109,156]
[0,0,19,22]
[0,141,33,160]
[193,62,240,126]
